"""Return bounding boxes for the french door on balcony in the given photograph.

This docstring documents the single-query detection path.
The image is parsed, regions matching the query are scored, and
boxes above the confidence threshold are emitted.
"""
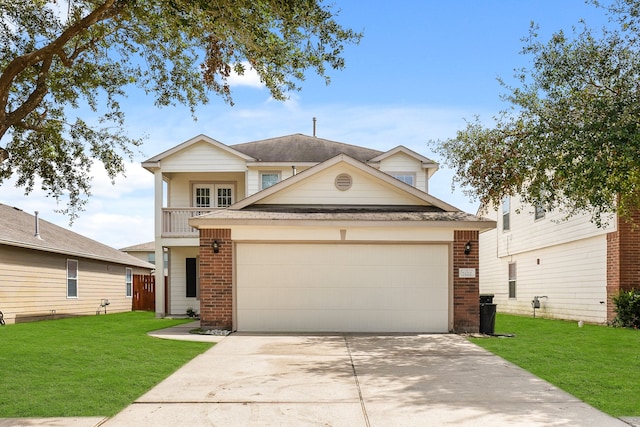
[193,184,234,208]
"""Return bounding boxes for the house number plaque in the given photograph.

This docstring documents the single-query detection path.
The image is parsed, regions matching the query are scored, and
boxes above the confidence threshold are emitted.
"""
[458,268,476,278]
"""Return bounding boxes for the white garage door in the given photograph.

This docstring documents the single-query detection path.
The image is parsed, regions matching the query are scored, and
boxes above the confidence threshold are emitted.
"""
[236,243,449,332]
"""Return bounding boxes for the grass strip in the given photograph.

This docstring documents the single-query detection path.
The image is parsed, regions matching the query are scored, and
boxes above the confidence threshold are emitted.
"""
[469,313,640,416]
[0,311,213,417]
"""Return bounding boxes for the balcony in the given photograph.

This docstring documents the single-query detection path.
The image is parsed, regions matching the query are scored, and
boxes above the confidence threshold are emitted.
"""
[162,208,218,237]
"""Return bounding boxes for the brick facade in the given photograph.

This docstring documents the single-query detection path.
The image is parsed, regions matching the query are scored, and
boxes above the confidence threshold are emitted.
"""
[606,212,640,322]
[199,229,233,330]
[453,230,480,333]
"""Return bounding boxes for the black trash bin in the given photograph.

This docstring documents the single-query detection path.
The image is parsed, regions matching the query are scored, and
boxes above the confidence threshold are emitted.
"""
[479,294,496,335]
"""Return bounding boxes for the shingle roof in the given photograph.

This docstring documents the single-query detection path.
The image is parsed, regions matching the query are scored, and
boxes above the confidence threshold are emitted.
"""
[191,208,497,231]
[230,133,384,162]
[120,241,155,252]
[0,204,153,269]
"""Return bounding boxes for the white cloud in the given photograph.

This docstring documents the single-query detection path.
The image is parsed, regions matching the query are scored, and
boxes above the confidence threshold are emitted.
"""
[227,62,264,89]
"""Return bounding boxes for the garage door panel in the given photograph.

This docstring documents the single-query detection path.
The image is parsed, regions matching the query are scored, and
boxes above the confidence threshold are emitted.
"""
[236,243,449,332]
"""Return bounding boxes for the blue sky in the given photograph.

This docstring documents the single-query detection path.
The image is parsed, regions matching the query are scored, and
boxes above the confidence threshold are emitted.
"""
[2,0,612,248]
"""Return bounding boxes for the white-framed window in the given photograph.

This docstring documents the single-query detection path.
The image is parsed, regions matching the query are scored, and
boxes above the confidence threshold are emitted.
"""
[67,259,78,298]
[260,172,281,190]
[147,253,155,264]
[508,262,517,298]
[192,184,234,208]
[125,268,133,298]
[390,173,415,186]
[502,196,510,231]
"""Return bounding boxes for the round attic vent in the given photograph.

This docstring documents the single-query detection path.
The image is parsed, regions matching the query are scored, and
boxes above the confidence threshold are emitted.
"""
[335,173,352,191]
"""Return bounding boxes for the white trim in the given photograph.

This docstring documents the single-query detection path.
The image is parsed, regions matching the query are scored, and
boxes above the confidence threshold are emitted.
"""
[259,171,281,190]
[142,134,255,165]
[228,154,461,212]
[368,145,438,168]
[125,267,133,298]
[67,259,79,299]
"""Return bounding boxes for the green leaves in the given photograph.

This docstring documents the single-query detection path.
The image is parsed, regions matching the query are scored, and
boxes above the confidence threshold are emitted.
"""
[0,0,361,220]
[434,0,640,226]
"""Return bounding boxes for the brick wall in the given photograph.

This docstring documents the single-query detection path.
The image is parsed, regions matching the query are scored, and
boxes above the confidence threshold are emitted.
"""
[453,230,479,333]
[199,229,233,330]
[607,211,640,322]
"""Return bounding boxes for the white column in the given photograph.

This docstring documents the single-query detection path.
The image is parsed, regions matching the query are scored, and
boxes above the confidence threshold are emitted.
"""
[153,168,165,318]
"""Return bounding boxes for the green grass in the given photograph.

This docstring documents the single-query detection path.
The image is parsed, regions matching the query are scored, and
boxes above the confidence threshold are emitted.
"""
[469,314,640,417]
[0,312,213,418]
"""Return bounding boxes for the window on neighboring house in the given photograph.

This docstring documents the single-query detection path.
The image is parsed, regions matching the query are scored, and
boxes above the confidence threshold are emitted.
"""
[186,257,198,298]
[147,252,155,265]
[126,268,133,298]
[390,173,415,186]
[260,172,281,190]
[502,196,510,231]
[534,202,546,220]
[508,262,517,298]
[67,259,78,298]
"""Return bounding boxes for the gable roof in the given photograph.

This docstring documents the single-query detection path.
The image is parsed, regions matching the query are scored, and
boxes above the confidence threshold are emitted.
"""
[0,204,153,268]
[230,153,460,212]
[141,134,254,167]
[368,145,439,169]
[231,133,384,163]
[189,154,495,230]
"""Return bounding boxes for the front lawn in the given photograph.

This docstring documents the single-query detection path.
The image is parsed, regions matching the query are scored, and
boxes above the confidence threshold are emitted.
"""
[0,312,213,417]
[469,314,640,417]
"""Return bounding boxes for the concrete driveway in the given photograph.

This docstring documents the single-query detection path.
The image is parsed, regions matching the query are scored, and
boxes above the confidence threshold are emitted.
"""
[104,334,627,427]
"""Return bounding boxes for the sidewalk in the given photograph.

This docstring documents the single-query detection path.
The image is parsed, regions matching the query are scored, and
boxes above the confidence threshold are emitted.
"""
[146,320,228,343]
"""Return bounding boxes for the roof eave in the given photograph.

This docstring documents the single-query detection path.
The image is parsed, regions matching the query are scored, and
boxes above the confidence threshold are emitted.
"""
[0,239,154,269]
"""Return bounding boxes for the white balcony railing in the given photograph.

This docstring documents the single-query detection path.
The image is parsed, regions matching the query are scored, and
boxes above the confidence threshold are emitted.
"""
[162,208,218,237]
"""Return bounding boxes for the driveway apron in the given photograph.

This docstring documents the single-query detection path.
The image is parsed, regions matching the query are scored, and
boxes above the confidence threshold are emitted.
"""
[104,334,627,427]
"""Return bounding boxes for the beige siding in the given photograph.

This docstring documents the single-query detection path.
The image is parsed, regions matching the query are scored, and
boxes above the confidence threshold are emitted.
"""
[258,163,427,206]
[167,246,200,316]
[167,172,246,207]
[378,152,428,192]
[161,141,247,172]
[494,195,615,257]
[247,167,292,196]
[480,228,608,323]
[0,246,146,324]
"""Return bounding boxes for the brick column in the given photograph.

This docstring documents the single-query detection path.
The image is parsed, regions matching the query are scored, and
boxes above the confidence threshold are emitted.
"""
[453,230,479,333]
[607,211,640,322]
[199,229,233,330]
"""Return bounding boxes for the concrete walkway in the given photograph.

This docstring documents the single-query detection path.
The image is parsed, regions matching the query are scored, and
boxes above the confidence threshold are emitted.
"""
[3,324,638,427]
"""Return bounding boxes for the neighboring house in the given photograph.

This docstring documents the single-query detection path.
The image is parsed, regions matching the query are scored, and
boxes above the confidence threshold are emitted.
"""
[120,241,168,276]
[479,194,639,324]
[0,204,154,324]
[143,133,495,332]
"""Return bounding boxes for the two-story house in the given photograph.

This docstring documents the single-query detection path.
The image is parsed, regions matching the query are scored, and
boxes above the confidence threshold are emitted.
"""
[479,194,639,324]
[143,133,495,333]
